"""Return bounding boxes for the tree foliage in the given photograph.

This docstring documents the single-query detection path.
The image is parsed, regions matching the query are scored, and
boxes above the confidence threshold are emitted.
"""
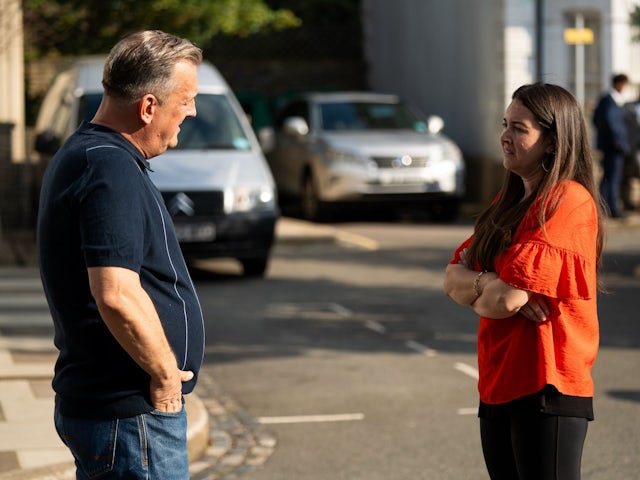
[23,0,301,59]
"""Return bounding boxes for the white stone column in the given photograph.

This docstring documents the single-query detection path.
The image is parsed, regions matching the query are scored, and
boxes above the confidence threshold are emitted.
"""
[0,0,26,162]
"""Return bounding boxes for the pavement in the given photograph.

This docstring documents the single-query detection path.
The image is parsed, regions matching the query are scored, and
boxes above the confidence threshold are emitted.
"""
[0,212,638,479]
[0,217,345,480]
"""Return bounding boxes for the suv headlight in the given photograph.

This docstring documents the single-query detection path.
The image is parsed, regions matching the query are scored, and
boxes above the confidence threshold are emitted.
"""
[224,185,275,213]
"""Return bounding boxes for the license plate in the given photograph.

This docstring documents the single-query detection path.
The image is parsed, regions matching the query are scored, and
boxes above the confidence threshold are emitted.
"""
[173,223,216,242]
[378,169,427,185]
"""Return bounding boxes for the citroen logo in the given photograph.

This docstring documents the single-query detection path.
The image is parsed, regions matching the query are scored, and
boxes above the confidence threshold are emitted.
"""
[167,192,195,216]
[392,155,413,168]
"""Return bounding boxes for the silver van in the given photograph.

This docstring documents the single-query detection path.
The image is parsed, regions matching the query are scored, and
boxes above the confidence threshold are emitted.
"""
[34,57,279,276]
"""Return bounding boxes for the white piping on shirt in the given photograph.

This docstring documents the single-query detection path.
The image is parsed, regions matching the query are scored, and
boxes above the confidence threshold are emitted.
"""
[86,144,202,370]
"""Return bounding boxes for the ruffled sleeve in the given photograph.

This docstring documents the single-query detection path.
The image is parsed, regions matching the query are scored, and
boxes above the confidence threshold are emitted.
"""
[499,241,595,299]
[497,181,598,300]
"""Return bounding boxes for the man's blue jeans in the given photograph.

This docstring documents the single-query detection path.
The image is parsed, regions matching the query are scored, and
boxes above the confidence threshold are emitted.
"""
[54,405,189,479]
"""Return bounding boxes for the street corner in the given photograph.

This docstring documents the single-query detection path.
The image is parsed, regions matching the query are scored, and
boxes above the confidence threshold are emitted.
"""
[275,217,379,250]
[186,394,210,464]
[189,373,278,479]
[275,217,337,245]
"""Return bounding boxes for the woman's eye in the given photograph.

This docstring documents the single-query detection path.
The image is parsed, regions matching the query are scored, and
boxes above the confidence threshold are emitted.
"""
[503,122,526,133]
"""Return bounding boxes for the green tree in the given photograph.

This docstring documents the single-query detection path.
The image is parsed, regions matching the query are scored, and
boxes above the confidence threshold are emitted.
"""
[23,0,301,59]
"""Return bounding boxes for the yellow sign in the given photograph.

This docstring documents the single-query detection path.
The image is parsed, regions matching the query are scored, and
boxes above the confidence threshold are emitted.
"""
[564,28,594,45]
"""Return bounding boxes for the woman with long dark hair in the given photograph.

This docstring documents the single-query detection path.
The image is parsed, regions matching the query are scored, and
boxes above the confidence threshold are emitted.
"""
[444,83,605,480]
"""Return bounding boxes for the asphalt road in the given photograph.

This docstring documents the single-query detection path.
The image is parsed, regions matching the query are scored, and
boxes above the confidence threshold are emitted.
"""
[191,218,640,479]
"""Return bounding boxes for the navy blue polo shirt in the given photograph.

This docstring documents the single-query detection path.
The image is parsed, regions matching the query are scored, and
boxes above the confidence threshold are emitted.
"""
[38,122,204,419]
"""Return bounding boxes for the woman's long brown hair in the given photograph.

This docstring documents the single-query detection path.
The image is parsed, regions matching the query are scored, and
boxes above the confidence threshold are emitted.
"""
[466,83,605,278]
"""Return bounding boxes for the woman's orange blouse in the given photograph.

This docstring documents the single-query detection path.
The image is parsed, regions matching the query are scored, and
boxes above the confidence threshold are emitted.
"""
[451,180,599,404]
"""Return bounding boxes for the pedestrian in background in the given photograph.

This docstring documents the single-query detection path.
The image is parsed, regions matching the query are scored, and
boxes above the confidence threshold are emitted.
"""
[621,98,640,211]
[444,83,604,480]
[37,30,204,479]
[593,73,630,218]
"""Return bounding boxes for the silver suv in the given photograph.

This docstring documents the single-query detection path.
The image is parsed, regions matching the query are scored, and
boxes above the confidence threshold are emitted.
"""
[265,92,465,221]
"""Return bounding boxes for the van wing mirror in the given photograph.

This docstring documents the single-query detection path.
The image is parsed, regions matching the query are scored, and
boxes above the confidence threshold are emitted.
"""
[35,130,62,154]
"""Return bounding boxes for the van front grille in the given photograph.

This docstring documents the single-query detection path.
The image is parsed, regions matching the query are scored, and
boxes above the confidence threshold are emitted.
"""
[161,191,225,217]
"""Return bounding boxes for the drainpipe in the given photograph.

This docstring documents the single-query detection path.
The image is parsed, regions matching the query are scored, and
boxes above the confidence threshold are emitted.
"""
[535,0,544,81]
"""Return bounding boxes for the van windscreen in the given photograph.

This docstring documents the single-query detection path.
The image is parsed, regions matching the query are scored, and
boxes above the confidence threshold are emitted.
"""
[176,94,251,151]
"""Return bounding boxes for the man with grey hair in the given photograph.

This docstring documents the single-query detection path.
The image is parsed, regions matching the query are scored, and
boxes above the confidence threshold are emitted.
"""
[38,30,205,478]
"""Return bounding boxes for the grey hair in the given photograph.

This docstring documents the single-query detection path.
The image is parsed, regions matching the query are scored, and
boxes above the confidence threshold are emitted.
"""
[102,30,202,104]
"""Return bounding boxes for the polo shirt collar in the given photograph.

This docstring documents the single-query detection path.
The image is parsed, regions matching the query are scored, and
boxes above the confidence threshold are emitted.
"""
[82,122,152,172]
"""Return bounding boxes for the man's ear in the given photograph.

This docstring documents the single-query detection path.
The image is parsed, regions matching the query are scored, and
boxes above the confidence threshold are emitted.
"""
[139,94,157,125]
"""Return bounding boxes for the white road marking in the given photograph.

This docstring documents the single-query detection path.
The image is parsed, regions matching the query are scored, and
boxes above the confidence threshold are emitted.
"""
[453,364,479,416]
[335,231,379,250]
[457,407,478,415]
[405,340,437,357]
[327,303,353,317]
[364,320,386,334]
[0,313,52,326]
[454,362,479,380]
[434,331,477,343]
[266,302,353,318]
[257,413,365,424]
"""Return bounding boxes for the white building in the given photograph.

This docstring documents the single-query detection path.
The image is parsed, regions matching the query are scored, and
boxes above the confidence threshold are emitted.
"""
[362,0,640,202]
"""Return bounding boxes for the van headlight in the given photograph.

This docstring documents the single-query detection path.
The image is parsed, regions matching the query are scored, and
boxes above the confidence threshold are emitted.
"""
[225,185,276,213]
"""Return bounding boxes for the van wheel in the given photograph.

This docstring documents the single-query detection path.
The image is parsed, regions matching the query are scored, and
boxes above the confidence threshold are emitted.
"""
[301,173,327,221]
[241,257,268,277]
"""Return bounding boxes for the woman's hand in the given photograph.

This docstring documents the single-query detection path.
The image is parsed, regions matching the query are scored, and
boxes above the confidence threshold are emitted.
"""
[446,248,549,322]
[444,249,497,307]
[458,248,470,267]
[518,293,550,323]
